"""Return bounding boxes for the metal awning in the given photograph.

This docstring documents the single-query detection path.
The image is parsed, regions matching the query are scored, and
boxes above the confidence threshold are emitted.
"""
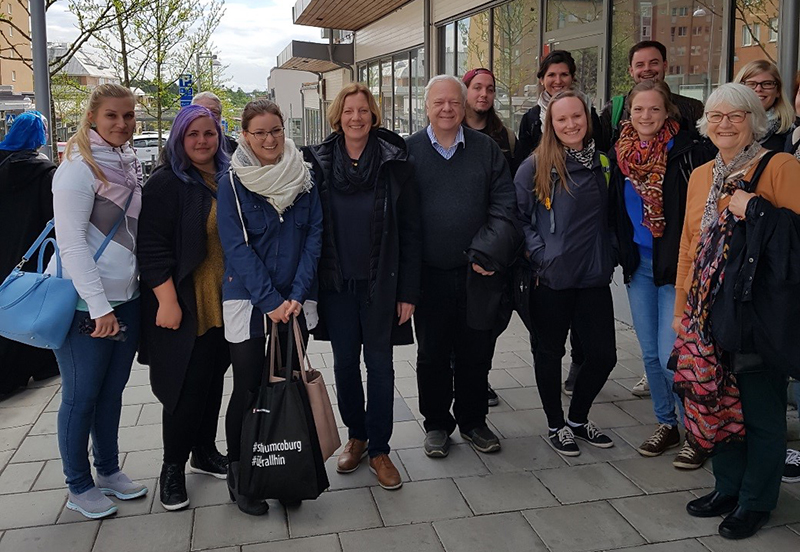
[277,40,354,73]
[293,0,410,31]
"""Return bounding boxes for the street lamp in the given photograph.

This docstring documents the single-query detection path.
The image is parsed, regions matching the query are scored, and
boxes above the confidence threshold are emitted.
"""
[196,52,222,90]
[693,5,715,99]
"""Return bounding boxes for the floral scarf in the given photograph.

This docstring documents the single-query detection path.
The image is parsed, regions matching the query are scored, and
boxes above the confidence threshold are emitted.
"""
[614,118,679,237]
[671,142,767,452]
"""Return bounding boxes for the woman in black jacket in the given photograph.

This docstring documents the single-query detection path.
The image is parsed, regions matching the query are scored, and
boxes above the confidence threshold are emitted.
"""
[137,105,231,511]
[610,80,715,466]
[734,60,795,152]
[0,111,58,396]
[302,83,421,491]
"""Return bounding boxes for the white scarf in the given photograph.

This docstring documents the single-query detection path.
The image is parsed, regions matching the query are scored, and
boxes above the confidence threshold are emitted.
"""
[231,135,313,215]
[537,90,553,126]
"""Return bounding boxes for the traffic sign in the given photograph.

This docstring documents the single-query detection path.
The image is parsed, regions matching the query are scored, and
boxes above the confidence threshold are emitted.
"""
[5,113,16,126]
[179,74,194,108]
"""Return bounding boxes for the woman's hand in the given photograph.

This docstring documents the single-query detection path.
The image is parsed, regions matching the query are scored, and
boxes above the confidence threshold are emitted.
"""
[397,302,415,325]
[268,302,290,324]
[729,190,756,219]
[472,263,495,276]
[672,315,682,335]
[156,301,182,330]
[92,312,120,338]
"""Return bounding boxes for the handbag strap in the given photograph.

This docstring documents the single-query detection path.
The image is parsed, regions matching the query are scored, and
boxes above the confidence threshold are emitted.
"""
[741,150,780,193]
[229,168,249,247]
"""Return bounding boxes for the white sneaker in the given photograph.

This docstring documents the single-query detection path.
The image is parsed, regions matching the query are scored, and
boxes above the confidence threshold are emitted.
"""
[631,375,650,397]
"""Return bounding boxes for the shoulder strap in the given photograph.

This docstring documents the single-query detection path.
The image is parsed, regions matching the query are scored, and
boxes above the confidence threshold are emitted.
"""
[599,154,611,186]
[93,188,135,262]
[611,95,625,130]
[228,168,249,246]
[742,150,781,193]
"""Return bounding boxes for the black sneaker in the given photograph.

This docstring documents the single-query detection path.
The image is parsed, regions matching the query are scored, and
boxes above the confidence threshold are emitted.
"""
[487,384,499,407]
[570,420,614,448]
[159,463,189,511]
[783,449,800,483]
[548,426,580,456]
[190,445,228,479]
[460,425,501,453]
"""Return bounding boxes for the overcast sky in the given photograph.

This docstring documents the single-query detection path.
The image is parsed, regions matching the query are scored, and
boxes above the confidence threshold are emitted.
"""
[46,0,323,91]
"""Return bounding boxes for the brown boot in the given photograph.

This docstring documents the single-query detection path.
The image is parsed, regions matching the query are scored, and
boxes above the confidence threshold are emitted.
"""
[336,438,368,473]
[369,454,402,490]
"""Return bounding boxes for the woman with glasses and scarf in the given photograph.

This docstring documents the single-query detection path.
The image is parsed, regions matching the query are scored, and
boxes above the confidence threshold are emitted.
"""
[673,83,800,540]
[610,80,715,467]
[138,105,231,511]
[302,83,421,491]
[514,90,617,458]
[218,99,322,515]
[734,60,796,152]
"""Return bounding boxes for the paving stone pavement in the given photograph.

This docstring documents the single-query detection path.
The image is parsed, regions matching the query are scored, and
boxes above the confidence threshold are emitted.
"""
[1,315,799,552]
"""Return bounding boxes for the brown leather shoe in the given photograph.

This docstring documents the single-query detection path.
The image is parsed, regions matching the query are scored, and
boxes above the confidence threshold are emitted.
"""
[336,438,368,473]
[369,454,403,490]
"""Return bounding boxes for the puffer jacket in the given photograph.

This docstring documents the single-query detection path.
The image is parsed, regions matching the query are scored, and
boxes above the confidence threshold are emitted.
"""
[47,130,142,318]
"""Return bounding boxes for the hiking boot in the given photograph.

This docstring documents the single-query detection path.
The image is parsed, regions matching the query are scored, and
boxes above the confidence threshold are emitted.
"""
[336,438,368,473]
[97,471,148,500]
[673,440,707,470]
[487,384,499,407]
[571,420,614,448]
[631,375,650,397]
[159,462,189,511]
[783,449,800,483]
[548,426,580,457]
[423,430,450,458]
[460,425,501,453]
[369,454,403,490]
[637,424,680,457]
[189,445,228,479]
[67,486,118,519]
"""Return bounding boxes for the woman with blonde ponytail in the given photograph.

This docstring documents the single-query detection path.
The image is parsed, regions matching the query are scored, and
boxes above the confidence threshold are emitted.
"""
[47,83,146,519]
[514,89,617,457]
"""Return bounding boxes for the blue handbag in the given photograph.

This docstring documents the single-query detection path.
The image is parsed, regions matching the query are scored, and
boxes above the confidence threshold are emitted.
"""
[0,191,134,349]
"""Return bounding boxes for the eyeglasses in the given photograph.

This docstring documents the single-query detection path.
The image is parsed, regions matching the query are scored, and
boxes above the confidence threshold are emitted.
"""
[705,111,750,124]
[246,128,284,140]
[743,80,778,90]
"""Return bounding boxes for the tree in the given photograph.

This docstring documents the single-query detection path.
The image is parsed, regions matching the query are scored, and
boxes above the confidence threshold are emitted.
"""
[50,72,90,141]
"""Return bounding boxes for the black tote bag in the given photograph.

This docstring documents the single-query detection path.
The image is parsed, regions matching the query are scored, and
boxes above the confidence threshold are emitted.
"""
[238,319,329,501]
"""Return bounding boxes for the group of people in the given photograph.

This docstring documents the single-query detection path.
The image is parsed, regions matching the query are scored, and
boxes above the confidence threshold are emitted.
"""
[2,36,798,542]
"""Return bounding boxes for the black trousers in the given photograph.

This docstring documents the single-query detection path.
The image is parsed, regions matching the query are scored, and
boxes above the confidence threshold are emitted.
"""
[415,265,493,434]
[530,285,616,429]
[162,327,230,464]
[225,320,308,462]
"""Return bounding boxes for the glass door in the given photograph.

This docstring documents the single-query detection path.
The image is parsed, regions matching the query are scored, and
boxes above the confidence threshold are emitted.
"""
[542,34,606,109]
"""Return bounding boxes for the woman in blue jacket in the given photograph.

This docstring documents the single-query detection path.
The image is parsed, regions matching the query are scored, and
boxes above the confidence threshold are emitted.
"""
[218,99,322,515]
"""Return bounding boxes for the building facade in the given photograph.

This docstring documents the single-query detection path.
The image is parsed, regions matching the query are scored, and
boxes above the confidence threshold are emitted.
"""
[0,0,34,95]
[278,0,797,137]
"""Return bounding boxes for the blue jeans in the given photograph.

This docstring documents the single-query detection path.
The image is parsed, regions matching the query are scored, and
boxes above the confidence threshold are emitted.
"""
[55,299,140,494]
[319,284,394,457]
[626,256,684,426]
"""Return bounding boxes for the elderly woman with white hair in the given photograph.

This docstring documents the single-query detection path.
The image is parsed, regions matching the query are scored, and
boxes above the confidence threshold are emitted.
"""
[671,83,800,540]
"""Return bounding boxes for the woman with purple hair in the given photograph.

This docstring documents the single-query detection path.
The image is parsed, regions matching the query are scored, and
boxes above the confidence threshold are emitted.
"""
[137,104,231,511]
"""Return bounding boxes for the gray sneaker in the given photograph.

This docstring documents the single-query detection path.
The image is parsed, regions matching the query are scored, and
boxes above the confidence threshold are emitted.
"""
[97,471,148,500]
[460,425,501,453]
[424,430,450,458]
[67,486,118,519]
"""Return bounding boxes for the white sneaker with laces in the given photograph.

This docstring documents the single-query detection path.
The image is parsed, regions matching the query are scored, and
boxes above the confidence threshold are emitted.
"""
[784,449,800,483]
[631,375,650,397]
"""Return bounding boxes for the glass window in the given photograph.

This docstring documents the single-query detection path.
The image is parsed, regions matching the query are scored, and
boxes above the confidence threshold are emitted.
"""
[410,48,426,132]
[456,11,490,77]
[358,65,367,84]
[393,54,410,135]
[368,63,379,99]
[611,0,724,102]
[546,0,602,31]
[493,0,540,132]
[733,0,779,76]
[443,22,456,75]
[381,58,393,130]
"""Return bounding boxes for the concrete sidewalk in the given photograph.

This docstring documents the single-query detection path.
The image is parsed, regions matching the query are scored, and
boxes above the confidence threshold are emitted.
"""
[0,315,799,552]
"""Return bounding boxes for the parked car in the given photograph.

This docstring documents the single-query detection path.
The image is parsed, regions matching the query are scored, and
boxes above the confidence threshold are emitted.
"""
[132,132,168,177]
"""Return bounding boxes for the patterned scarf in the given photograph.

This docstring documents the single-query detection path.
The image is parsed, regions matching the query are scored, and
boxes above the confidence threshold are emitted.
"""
[792,126,800,161]
[615,119,679,237]
[671,142,766,453]
[760,108,781,145]
[566,139,595,169]
[537,90,553,126]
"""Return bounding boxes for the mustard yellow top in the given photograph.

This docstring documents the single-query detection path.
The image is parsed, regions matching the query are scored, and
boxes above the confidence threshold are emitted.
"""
[193,170,225,336]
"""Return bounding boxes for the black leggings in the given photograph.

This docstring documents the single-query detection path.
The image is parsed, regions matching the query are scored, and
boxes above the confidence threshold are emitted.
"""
[225,322,308,462]
[162,327,230,464]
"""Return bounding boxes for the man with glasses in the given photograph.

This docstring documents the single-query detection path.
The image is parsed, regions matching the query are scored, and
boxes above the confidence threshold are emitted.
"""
[193,91,238,154]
